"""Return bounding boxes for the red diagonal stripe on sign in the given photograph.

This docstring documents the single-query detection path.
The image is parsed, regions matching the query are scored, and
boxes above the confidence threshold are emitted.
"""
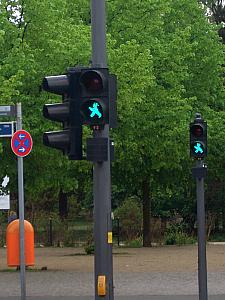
[15,137,28,150]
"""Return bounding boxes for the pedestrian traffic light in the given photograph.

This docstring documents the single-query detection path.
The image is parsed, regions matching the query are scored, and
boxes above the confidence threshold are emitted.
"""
[42,68,83,160]
[42,67,117,159]
[79,68,109,127]
[190,113,207,159]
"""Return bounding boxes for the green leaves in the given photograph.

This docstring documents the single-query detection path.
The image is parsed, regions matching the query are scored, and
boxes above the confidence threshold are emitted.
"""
[0,0,224,217]
[109,0,225,212]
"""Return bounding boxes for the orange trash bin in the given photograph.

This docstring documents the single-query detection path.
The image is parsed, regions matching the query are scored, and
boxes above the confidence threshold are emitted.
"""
[6,219,35,267]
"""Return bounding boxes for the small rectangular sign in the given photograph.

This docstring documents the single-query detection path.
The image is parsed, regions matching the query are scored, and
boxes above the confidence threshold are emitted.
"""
[0,194,10,210]
[108,231,113,244]
[97,276,106,296]
[0,122,14,137]
[0,105,16,116]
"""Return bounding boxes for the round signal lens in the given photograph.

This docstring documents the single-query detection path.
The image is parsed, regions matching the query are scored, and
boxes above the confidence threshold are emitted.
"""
[81,71,103,92]
[191,125,203,137]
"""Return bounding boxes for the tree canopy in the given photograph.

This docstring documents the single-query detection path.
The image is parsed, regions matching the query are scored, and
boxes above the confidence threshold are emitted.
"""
[0,0,224,227]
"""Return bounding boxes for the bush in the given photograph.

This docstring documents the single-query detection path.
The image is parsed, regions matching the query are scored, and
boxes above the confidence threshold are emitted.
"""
[67,195,82,219]
[164,224,196,245]
[84,244,94,255]
[114,196,142,241]
[84,226,94,254]
[126,236,143,248]
[208,233,225,242]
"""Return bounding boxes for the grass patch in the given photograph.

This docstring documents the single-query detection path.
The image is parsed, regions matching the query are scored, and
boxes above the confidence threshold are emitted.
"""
[208,233,225,242]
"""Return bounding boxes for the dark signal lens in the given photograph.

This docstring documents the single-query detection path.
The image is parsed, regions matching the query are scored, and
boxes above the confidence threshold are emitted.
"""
[191,125,203,137]
[81,71,103,92]
[89,77,102,91]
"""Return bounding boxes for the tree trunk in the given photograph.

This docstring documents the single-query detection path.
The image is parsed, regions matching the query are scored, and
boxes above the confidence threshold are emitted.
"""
[142,179,152,247]
[59,188,68,220]
[222,206,225,233]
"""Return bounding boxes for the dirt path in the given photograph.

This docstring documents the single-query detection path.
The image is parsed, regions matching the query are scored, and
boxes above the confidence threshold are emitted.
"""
[1,244,225,272]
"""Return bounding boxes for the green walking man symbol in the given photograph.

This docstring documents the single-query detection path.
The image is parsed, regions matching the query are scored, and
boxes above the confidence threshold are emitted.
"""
[194,142,203,154]
[89,102,102,118]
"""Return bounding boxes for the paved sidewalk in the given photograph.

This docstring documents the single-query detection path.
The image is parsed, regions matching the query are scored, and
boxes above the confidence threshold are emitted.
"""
[1,245,225,298]
[0,271,225,297]
[0,296,225,300]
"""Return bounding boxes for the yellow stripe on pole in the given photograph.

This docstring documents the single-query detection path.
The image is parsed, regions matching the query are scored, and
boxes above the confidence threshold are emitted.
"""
[98,275,106,296]
[108,231,112,244]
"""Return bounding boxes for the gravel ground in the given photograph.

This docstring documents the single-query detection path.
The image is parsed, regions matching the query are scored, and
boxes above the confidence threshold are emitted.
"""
[0,244,225,297]
[0,271,225,297]
[1,244,225,272]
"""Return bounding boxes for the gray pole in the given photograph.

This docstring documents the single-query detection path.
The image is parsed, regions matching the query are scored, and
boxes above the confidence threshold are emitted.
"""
[91,1,114,300]
[17,103,26,300]
[196,160,208,300]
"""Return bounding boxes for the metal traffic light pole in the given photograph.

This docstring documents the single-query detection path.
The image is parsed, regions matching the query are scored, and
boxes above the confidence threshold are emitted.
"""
[193,160,208,300]
[91,0,114,299]
[197,161,208,300]
[191,114,208,300]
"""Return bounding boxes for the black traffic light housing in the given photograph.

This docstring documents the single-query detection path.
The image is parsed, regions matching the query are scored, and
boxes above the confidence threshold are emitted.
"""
[42,66,117,161]
[42,68,83,160]
[190,113,207,159]
[42,75,69,95]
[79,68,116,127]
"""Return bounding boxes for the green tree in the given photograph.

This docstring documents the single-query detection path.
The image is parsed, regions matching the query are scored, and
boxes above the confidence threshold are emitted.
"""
[0,0,224,243]
[0,0,92,216]
[108,0,225,245]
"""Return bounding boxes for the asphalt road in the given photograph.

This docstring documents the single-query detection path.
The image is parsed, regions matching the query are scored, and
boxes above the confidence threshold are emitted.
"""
[0,271,225,299]
[0,297,225,300]
[0,296,225,300]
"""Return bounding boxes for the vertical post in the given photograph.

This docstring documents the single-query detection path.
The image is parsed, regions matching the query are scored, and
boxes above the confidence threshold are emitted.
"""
[49,218,53,246]
[196,160,208,300]
[117,218,120,247]
[17,103,26,300]
[91,1,114,300]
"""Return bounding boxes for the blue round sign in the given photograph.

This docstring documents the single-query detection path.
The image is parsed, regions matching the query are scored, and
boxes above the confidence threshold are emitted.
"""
[11,130,33,157]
